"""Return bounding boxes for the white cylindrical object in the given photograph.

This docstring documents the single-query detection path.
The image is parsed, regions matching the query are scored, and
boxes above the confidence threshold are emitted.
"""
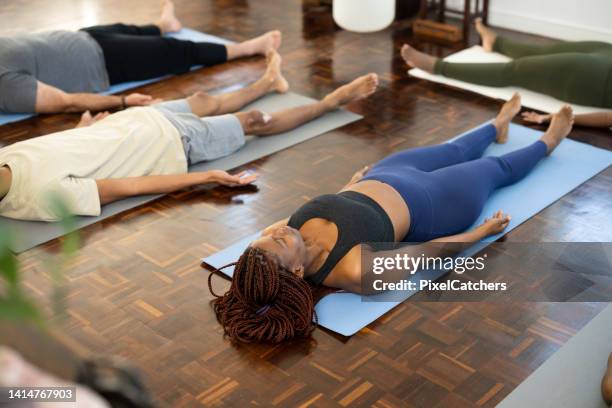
[333,0,396,33]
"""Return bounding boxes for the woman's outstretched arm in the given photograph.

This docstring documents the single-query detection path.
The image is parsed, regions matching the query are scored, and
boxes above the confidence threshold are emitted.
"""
[95,170,257,205]
[522,111,612,129]
[349,211,511,294]
[430,210,511,243]
[340,165,371,191]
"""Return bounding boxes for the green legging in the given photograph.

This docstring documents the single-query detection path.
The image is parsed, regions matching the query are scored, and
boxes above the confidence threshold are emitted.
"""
[434,36,612,108]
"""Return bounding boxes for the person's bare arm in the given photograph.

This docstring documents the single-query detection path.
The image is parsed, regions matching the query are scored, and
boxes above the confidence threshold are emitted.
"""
[35,81,160,114]
[347,211,511,294]
[522,111,612,128]
[96,170,257,205]
[340,165,371,191]
[430,211,510,243]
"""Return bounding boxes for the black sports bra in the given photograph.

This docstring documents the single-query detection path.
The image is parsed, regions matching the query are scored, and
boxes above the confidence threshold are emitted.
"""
[287,191,395,285]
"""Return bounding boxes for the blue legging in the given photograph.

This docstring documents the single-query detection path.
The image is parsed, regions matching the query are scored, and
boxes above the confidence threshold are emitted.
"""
[362,123,548,241]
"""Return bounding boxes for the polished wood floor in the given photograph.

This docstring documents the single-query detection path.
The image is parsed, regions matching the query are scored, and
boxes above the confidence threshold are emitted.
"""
[1,0,611,407]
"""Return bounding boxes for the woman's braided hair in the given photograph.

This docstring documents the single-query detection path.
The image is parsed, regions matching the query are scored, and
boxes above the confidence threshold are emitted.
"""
[208,246,317,343]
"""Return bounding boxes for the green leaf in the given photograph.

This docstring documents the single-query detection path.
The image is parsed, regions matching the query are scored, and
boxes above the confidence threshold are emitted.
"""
[0,295,42,325]
[0,194,79,327]
[0,224,18,285]
[46,193,80,255]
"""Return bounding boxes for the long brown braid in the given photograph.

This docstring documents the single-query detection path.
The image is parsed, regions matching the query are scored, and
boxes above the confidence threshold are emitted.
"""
[207,246,317,343]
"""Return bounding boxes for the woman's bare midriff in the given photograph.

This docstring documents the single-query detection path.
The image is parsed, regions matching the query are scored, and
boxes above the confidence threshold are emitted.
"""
[345,180,410,241]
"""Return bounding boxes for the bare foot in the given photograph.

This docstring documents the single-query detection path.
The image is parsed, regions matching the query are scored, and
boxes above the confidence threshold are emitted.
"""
[475,18,497,52]
[540,105,574,154]
[401,44,437,73]
[157,0,182,34]
[322,73,379,108]
[602,353,612,407]
[186,91,221,117]
[243,30,282,56]
[264,50,289,93]
[493,93,521,143]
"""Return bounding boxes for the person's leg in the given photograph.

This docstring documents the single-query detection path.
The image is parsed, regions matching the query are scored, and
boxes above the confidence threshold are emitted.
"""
[166,73,378,165]
[235,73,379,136]
[367,126,495,174]
[89,33,228,84]
[493,37,612,59]
[402,43,513,86]
[475,18,612,57]
[226,31,282,60]
[367,94,521,174]
[403,44,612,108]
[186,50,289,117]
[423,141,548,236]
[153,50,287,118]
[422,106,573,238]
[88,29,286,84]
[81,23,161,37]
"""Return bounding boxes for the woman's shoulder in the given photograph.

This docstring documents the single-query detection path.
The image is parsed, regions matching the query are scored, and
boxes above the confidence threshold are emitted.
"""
[323,244,363,292]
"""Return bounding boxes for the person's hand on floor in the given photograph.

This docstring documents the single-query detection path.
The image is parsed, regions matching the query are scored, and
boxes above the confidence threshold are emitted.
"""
[349,165,372,185]
[76,110,110,128]
[480,210,511,236]
[125,93,163,107]
[207,170,258,187]
[521,111,552,124]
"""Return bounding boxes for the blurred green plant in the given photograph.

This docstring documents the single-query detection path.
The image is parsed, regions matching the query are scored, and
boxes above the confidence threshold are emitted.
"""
[0,194,80,326]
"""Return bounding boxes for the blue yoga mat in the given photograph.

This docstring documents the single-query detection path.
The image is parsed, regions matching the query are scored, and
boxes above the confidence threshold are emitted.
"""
[202,122,612,336]
[0,28,231,126]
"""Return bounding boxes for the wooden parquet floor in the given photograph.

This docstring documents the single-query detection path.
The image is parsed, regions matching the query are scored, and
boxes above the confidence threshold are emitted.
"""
[1,1,611,407]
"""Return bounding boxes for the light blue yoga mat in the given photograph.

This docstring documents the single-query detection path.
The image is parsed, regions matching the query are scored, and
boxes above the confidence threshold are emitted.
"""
[201,123,612,337]
[0,28,231,126]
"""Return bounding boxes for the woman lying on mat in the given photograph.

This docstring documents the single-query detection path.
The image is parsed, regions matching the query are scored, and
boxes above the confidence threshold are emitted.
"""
[0,0,281,114]
[0,52,379,221]
[207,94,575,343]
[401,18,612,129]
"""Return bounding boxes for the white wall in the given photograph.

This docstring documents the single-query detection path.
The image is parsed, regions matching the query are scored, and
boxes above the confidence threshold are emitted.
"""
[446,0,612,41]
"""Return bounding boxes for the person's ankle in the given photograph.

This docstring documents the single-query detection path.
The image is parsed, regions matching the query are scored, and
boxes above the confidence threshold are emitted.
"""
[321,96,337,110]
[492,117,504,133]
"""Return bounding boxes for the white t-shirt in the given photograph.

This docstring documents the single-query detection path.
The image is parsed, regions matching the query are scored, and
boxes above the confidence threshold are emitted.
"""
[0,107,187,221]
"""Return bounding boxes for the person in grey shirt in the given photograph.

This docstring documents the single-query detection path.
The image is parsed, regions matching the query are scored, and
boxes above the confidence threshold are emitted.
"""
[0,50,379,221]
[0,0,282,114]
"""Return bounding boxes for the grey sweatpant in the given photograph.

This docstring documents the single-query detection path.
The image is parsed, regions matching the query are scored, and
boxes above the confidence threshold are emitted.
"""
[154,99,245,165]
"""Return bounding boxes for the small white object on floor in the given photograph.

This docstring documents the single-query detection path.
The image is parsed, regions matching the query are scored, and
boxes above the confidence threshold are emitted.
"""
[333,0,395,33]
